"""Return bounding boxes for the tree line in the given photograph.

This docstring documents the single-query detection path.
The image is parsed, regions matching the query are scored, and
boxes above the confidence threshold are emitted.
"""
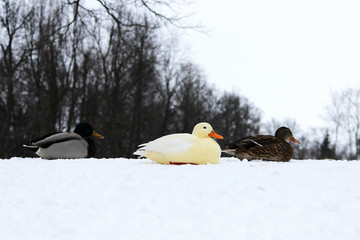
[0,0,261,158]
[1,0,357,160]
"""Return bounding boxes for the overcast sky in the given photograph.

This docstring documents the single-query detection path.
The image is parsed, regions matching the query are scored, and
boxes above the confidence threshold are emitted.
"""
[181,0,360,130]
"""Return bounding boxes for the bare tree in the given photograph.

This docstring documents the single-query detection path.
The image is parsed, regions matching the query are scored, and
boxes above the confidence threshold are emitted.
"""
[93,0,200,29]
[325,90,344,152]
[263,118,300,135]
[0,0,261,160]
[173,63,216,132]
[0,0,33,156]
[214,92,260,145]
[326,88,360,159]
[154,39,183,135]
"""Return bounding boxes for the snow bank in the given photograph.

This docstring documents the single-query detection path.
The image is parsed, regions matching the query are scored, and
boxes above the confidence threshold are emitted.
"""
[0,158,359,240]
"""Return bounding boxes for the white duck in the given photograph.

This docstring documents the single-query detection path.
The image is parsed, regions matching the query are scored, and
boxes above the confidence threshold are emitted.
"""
[133,122,223,164]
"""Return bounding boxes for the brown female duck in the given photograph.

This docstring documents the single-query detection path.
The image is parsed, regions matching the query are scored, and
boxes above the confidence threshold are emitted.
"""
[223,127,300,162]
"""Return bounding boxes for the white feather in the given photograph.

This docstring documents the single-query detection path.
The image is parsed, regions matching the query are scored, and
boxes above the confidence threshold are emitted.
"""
[134,134,196,156]
[250,140,263,147]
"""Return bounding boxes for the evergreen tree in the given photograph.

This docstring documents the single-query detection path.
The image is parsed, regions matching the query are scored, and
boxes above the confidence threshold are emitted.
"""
[319,131,336,159]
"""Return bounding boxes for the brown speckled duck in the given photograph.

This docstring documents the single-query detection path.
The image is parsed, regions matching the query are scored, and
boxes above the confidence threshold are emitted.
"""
[222,127,300,162]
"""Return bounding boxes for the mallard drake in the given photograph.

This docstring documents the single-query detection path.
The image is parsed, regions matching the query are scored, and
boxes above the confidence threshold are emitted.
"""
[23,122,104,159]
[222,126,300,162]
[133,122,223,164]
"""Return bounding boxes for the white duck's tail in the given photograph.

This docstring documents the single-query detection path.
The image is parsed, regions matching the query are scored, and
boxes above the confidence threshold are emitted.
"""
[133,143,147,157]
[133,149,144,156]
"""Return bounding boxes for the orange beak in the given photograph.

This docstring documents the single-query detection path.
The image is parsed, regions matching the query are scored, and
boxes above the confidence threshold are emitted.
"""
[92,130,105,139]
[209,130,223,139]
[290,136,300,144]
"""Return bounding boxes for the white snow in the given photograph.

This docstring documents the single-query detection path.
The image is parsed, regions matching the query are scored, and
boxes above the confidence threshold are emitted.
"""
[1,157,359,240]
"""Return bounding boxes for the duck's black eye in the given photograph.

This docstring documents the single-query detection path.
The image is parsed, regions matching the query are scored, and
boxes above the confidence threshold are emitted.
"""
[203,126,207,129]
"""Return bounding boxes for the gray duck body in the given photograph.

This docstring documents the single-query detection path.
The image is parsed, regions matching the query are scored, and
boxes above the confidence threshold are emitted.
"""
[23,123,103,159]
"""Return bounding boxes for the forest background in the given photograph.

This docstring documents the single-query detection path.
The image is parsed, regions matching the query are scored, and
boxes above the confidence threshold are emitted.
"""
[0,0,358,159]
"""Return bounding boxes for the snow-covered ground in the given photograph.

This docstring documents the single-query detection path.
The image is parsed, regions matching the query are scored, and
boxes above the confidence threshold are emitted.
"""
[0,157,359,240]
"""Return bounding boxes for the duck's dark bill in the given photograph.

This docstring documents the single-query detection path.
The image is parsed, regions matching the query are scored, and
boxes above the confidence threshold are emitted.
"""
[92,131,104,139]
